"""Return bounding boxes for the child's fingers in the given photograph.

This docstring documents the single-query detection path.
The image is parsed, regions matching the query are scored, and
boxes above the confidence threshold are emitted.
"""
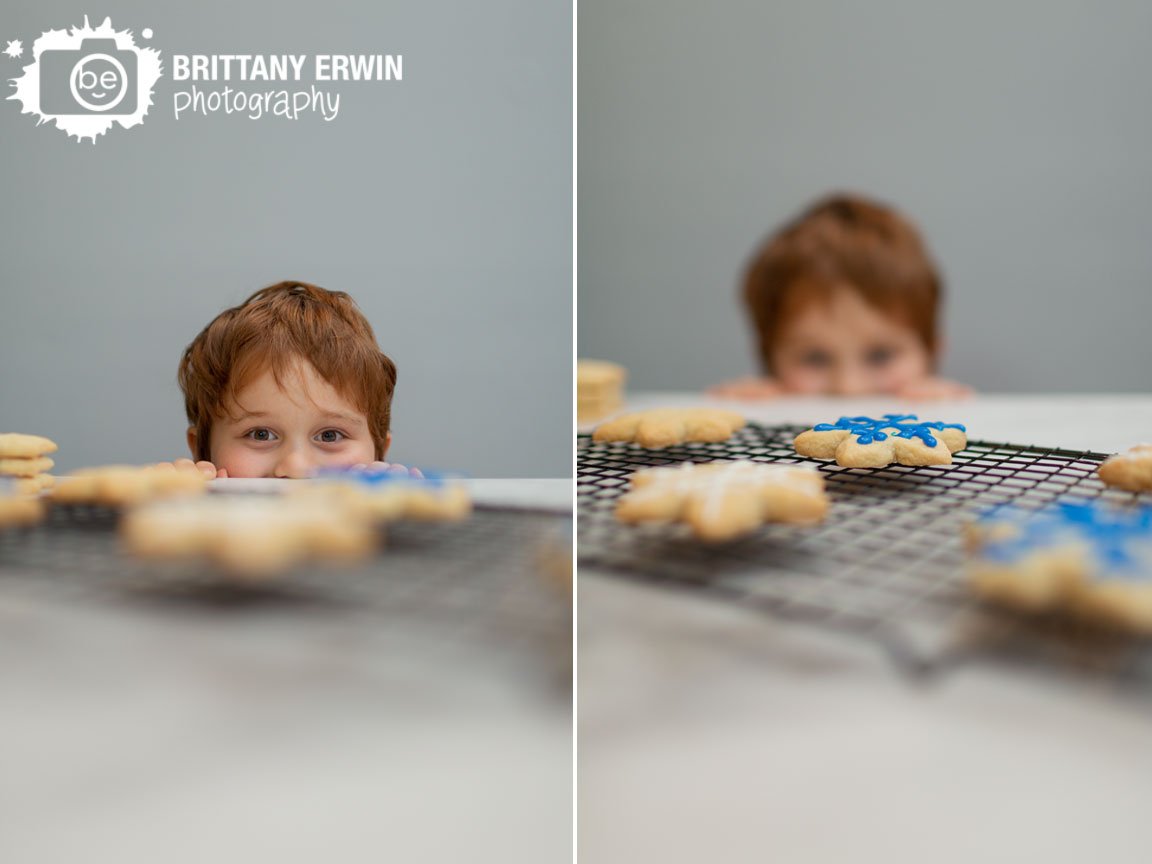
[216,468,229,479]
[367,461,423,478]
[193,460,220,478]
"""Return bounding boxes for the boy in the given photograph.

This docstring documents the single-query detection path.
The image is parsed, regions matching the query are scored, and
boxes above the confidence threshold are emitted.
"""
[169,281,420,479]
[711,194,971,400]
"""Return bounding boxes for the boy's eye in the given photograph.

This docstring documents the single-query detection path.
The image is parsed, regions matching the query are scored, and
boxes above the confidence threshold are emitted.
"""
[316,429,345,444]
[866,346,896,367]
[800,350,832,368]
[245,428,277,442]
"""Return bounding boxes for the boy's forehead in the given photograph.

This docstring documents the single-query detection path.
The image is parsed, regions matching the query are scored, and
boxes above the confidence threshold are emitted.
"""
[782,291,917,345]
[225,358,364,420]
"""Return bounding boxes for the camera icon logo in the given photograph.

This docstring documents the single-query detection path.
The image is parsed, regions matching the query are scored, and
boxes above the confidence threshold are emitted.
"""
[7,16,162,143]
[40,39,137,115]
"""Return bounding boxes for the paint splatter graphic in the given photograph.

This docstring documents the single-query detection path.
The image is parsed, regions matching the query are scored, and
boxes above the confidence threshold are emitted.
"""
[7,16,162,143]
[4,40,22,59]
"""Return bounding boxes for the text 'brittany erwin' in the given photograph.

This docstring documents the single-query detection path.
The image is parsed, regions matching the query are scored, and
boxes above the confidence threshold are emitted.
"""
[171,55,403,82]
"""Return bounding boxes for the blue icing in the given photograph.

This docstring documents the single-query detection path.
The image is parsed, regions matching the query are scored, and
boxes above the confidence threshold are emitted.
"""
[315,467,453,488]
[813,414,966,448]
[979,502,1152,577]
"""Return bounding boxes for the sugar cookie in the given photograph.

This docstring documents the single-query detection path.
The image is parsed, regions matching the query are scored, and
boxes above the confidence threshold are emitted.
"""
[794,414,967,467]
[593,408,746,449]
[0,433,58,458]
[577,359,626,424]
[616,460,827,542]
[122,496,377,578]
[968,503,1152,633]
[0,456,55,477]
[1098,444,1152,493]
[296,469,472,522]
[53,463,207,507]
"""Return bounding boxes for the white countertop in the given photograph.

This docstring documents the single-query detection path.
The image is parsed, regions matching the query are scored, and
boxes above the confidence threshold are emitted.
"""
[579,391,1152,863]
[581,392,1152,454]
[207,477,571,512]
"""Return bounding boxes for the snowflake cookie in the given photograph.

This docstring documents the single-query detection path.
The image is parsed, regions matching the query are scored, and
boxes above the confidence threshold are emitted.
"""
[615,460,827,542]
[1098,444,1152,493]
[967,502,1152,633]
[593,408,746,450]
[794,414,967,467]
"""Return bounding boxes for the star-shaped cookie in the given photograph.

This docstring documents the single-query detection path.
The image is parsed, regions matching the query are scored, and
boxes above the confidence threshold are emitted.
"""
[615,460,827,541]
[593,408,745,449]
[794,414,967,467]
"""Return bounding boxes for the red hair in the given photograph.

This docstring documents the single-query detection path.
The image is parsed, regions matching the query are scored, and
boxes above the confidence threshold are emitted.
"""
[743,193,943,373]
[178,281,397,461]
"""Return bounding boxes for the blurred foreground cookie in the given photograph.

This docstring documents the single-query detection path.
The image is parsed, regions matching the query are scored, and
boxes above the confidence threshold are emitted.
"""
[616,460,827,542]
[297,468,472,522]
[968,502,1152,633]
[122,496,376,578]
[0,478,45,528]
[577,359,626,424]
[53,463,207,507]
[794,414,967,467]
[1098,445,1152,493]
[593,408,746,450]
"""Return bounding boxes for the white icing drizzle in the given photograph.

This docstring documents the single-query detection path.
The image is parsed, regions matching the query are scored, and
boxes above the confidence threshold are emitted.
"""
[625,460,821,524]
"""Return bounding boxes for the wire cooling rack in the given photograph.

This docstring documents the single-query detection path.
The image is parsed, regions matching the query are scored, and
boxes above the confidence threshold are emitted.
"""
[0,503,572,690]
[578,423,1152,680]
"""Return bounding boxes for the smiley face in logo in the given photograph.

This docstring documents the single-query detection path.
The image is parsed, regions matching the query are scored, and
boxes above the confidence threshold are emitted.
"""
[69,53,129,112]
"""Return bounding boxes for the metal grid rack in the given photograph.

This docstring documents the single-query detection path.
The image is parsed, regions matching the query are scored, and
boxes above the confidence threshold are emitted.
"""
[0,502,572,688]
[578,423,1152,679]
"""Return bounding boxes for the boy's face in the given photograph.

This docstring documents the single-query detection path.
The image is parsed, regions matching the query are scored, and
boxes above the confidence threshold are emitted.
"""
[201,358,382,478]
[771,287,932,396]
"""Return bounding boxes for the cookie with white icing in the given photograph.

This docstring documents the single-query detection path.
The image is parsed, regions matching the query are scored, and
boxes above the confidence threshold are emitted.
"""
[1098,444,1152,493]
[616,460,827,542]
[967,502,1152,633]
[594,408,746,450]
[794,414,967,467]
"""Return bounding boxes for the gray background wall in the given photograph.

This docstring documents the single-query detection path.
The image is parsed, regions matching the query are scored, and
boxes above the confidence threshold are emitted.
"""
[0,0,571,477]
[579,0,1152,392]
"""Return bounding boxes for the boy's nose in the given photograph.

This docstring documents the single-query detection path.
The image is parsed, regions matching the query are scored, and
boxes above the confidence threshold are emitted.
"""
[831,365,870,396]
[274,447,313,479]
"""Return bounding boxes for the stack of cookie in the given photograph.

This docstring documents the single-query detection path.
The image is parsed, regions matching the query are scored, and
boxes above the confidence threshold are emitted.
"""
[0,433,57,496]
[577,359,626,424]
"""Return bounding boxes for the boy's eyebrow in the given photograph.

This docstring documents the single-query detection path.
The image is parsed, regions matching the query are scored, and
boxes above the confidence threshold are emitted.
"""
[228,410,363,425]
[318,412,364,425]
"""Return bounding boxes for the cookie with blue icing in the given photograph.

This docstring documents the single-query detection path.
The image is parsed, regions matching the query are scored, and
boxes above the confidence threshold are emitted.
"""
[794,414,967,468]
[296,467,471,522]
[968,502,1152,632]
